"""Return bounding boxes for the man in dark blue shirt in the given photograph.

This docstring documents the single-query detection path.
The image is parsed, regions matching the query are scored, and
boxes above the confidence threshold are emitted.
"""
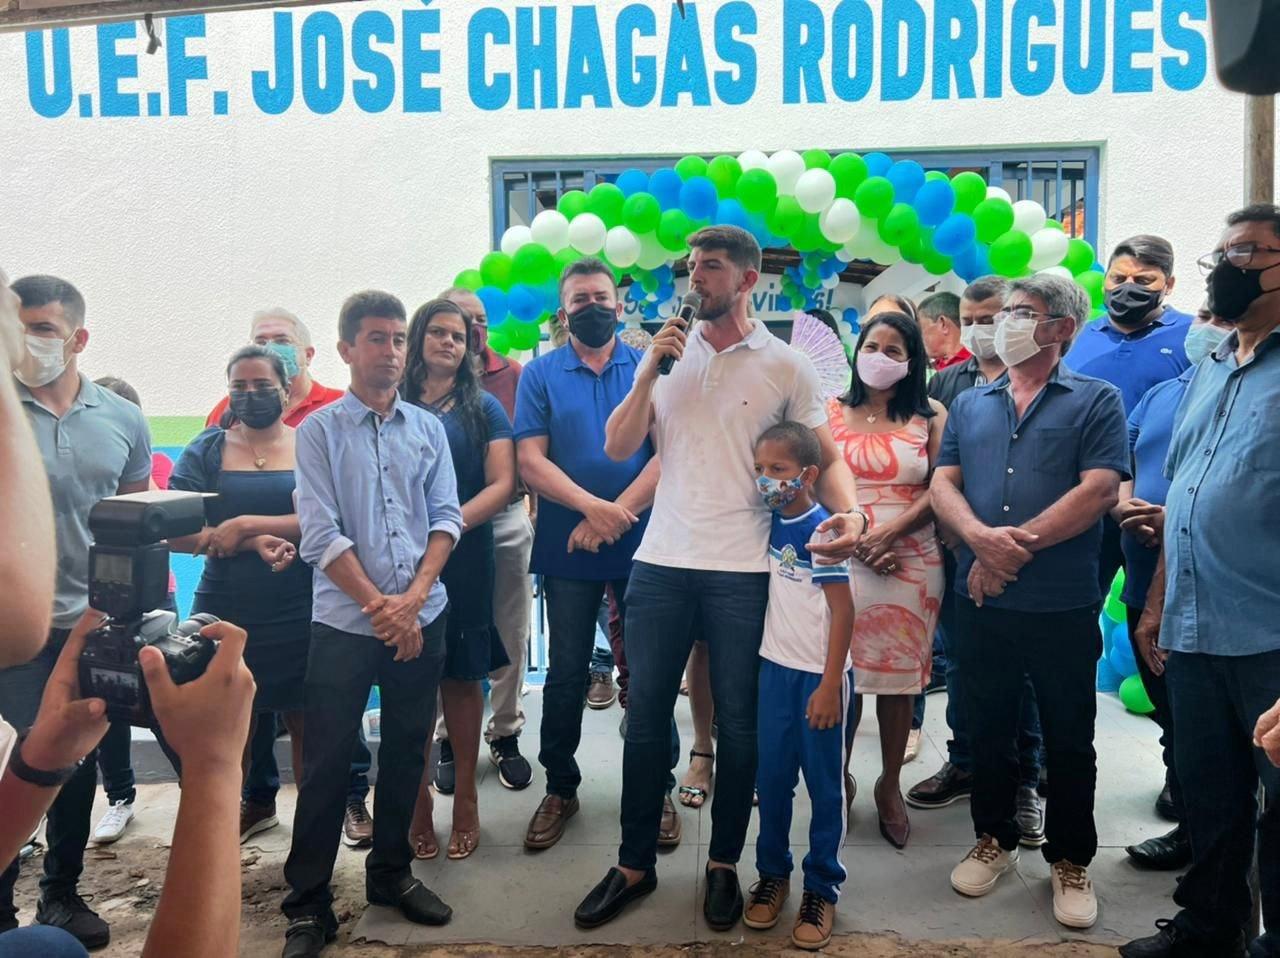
[933,274,1128,931]
[514,258,662,852]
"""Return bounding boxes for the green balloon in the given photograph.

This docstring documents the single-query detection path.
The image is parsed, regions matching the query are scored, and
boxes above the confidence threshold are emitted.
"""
[736,168,778,213]
[829,153,869,199]
[640,274,659,294]
[793,214,828,253]
[878,203,921,247]
[854,176,895,219]
[512,242,553,285]
[586,183,626,228]
[707,155,743,199]
[558,190,588,219]
[1065,237,1096,274]
[767,196,805,239]
[1119,675,1155,715]
[1110,568,1126,601]
[657,209,694,251]
[1042,218,1065,232]
[488,324,512,355]
[622,193,662,234]
[951,171,988,214]
[988,231,1033,277]
[453,268,483,291]
[924,170,949,183]
[802,149,832,170]
[511,321,541,351]
[1077,269,1106,309]
[480,251,515,289]
[675,154,708,180]
[973,198,1015,244]
[553,247,581,278]
[900,229,932,265]
[923,248,954,276]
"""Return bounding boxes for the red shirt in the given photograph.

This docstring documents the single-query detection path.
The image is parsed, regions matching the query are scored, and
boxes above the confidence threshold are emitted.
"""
[480,348,522,422]
[934,347,972,371]
[205,378,346,428]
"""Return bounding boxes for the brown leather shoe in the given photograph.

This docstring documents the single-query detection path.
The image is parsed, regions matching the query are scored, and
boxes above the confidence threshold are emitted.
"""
[343,800,374,848]
[791,891,834,950]
[658,793,682,847]
[586,672,617,710]
[524,794,579,849]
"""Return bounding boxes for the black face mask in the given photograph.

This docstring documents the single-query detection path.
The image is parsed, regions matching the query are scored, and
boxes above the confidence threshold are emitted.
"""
[567,303,617,349]
[229,389,284,428]
[1207,259,1280,322]
[1104,282,1163,328]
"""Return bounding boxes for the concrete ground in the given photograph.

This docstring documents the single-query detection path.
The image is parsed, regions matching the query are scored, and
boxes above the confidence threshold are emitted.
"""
[15,684,1175,955]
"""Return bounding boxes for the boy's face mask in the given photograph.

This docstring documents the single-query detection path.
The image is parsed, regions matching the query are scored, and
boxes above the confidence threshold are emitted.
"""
[756,473,806,510]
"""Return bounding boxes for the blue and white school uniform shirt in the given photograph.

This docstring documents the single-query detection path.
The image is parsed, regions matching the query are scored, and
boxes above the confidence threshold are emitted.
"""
[760,504,852,675]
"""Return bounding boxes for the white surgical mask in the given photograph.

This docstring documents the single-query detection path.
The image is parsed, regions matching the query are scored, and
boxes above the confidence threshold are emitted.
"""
[993,316,1045,368]
[856,351,910,390]
[14,333,72,387]
[960,323,999,360]
[1183,323,1229,364]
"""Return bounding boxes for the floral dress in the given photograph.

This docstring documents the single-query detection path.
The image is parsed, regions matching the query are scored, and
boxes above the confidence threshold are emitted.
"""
[827,398,944,695]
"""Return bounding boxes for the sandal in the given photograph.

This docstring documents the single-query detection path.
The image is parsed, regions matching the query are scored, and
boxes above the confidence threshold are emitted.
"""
[411,831,438,860]
[678,749,715,808]
[447,826,480,860]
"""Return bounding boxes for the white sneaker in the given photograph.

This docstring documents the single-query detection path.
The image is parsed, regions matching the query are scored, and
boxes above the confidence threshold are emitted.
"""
[903,728,922,764]
[951,834,1019,897]
[93,800,134,844]
[1050,860,1097,928]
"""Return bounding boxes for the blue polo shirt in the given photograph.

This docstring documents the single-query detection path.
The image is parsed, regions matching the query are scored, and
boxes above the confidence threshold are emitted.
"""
[1120,368,1192,608]
[1064,306,1193,414]
[1160,328,1280,656]
[513,339,653,580]
[938,363,1130,612]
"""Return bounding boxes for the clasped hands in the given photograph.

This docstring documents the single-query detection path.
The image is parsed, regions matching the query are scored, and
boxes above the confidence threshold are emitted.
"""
[362,590,428,662]
[191,517,297,572]
[566,497,640,555]
[966,525,1040,607]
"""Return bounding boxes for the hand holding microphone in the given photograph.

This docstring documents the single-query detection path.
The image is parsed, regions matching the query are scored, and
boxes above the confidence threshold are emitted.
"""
[653,291,702,377]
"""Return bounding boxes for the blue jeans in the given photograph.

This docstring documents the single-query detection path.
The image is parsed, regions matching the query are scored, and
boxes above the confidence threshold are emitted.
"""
[1166,649,1280,947]
[244,717,371,807]
[0,926,87,956]
[619,562,769,871]
[590,594,613,675]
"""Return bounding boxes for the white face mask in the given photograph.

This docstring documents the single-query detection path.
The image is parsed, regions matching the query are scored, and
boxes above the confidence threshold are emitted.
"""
[14,333,72,387]
[856,350,911,390]
[1183,323,1229,364]
[960,322,999,360]
[994,315,1047,368]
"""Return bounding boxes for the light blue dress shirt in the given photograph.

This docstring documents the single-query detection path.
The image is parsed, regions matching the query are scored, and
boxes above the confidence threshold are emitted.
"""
[295,390,462,637]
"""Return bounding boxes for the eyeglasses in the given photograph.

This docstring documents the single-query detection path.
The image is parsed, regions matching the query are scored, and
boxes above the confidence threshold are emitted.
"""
[994,307,1066,323]
[1197,242,1280,274]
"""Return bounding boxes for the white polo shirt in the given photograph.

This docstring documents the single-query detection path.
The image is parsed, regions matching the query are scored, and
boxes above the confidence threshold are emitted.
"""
[634,319,826,573]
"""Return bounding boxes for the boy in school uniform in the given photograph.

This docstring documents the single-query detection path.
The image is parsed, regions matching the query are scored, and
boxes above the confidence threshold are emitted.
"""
[743,421,856,950]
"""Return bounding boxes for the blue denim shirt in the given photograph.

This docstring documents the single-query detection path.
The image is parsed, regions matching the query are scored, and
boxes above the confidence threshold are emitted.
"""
[295,390,463,637]
[938,363,1130,612]
[1160,327,1280,656]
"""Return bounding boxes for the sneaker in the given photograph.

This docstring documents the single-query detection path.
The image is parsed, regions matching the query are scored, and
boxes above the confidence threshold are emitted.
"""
[791,890,834,951]
[35,893,110,949]
[903,728,922,764]
[743,877,789,930]
[950,835,1019,897]
[1016,785,1046,847]
[489,735,533,790]
[433,740,456,795]
[907,762,972,809]
[1120,919,1247,958]
[1050,860,1097,928]
[343,800,373,848]
[92,800,134,845]
[586,672,617,710]
[240,800,279,844]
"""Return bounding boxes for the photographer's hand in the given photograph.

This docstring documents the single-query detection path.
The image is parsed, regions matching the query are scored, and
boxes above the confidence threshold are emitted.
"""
[21,608,111,772]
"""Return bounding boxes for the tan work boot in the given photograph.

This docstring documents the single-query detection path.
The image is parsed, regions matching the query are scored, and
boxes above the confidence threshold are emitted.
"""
[790,890,834,950]
[743,877,789,930]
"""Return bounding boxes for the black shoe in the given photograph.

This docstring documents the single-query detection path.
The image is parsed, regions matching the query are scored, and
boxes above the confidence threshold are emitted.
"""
[35,893,109,949]
[923,671,947,695]
[433,739,455,795]
[1119,919,1246,958]
[367,875,452,926]
[1126,826,1191,871]
[906,762,972,809]
[703,866,744,931]
[574,867,657,929]
[1249,932,1280,958]
[282,917,336,958]
[1155,781,1179,823]
[489,734,532,791]
[1016,785,1045,848]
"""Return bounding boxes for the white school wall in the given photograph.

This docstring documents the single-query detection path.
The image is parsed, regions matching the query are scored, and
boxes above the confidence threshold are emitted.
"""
[0,0,1260,415]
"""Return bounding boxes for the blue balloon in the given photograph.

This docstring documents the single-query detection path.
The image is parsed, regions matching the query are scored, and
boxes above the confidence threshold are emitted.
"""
[776,294,793,312]
[819,259,840,279]
[886,160,926,204]
[934,213,978,257]
[642,301,661,319]
[864,152,893,177]
[656,283,676,301]
[842,307,860,327]
[653,264,673,284]
[1109,630,1137,678]
[508,284,541,322]
[616,168,650,197]
[1096,657,1123,693]
[715,198,751,230]
[649,168,683,210]
[476,286,509,325]
[952,242,991,282]
[627,283,646,302]
[913,179,956,227]
[679,176,719,220]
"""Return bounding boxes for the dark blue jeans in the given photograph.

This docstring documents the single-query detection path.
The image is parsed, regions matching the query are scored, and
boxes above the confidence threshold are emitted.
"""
[619,562,769,871]
[244,715,370,806]
[590,594,613,675]
[0,926,87,956]
[1166,649,1280,947]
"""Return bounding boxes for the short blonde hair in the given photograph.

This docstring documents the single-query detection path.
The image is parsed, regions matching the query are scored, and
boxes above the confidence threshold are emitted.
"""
[251,307,312,349]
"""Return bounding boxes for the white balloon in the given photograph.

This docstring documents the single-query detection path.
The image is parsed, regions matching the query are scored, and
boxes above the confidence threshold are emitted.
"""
[822,273,841,290]
[795,168,837,214]
[833,247,854,263]
[500,225,532,256]
[566,213,607,255]
[766,150,806,196]
[1029,228,1071,271]
[656,299,678,318]
[986,185,1013,204]
[1037,265,1074,280]
[1012,200,1047,236]
[843,218,880,259]
[819,198,861,244]
[604,226,641,269]
[868,233,903,266]
[738,149,769,172]
[635,231,672,270]
[530,210,570,253]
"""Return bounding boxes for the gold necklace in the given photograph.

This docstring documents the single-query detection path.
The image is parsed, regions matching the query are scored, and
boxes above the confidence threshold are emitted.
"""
[864,405,889,424]
[242,428,277,469]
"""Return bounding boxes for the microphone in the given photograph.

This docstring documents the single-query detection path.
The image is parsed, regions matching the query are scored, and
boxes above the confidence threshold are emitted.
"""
[657,291,702,376]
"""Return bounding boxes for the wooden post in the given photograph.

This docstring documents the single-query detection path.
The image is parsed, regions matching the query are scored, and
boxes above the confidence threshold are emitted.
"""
[1245,94,1275,204]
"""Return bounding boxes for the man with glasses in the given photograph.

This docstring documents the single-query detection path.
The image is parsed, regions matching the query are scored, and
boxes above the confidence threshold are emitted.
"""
[1121,205,1280,958]
[932,275,1128,930]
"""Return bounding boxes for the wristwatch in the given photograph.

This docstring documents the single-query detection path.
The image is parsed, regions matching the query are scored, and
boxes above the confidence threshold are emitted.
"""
[7,728,83,788]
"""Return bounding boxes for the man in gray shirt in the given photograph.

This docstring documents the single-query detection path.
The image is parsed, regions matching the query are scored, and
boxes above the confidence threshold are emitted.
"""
[0,276,152,949]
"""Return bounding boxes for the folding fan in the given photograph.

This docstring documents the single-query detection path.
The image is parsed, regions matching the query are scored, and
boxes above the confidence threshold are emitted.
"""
[789,311,852,399]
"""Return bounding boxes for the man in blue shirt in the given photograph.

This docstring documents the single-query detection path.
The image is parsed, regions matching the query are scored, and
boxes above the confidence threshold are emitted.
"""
[282,291,463,958]
[933,274,1128,931]
[1122,205,1280,958]
[515,258,663,851]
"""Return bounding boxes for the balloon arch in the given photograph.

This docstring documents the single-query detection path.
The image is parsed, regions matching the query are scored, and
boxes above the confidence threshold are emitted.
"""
[452,149,1106,356]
